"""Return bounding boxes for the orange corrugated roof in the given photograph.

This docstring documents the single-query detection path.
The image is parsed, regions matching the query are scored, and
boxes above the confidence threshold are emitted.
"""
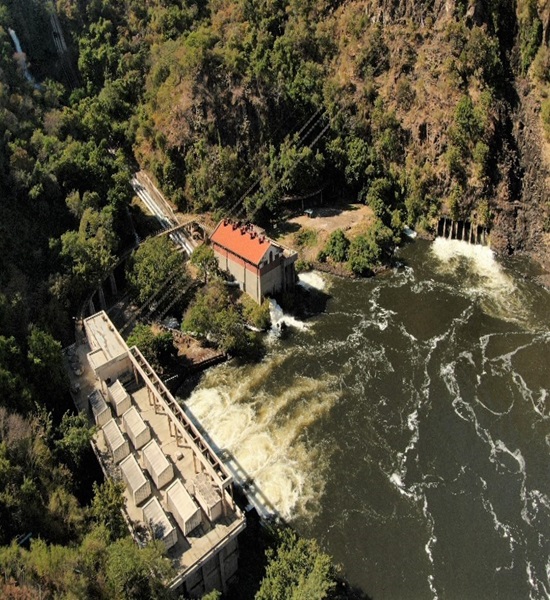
[210,221,271,266]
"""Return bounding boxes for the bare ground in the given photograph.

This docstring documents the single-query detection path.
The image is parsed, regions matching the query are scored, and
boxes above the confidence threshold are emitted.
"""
[273,203,375,263]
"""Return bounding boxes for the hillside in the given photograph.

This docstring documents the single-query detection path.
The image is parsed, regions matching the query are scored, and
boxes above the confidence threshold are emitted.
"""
[97,0,550,271]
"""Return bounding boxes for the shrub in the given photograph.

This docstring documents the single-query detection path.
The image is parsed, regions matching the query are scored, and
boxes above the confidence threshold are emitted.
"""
[519,0,543,73]
[348,234,379,275]
[242,297,271,330]
[347,219,393,275]
[532,46,550,84]
[295,259,313,272]
[365,177,395,219]
[323,229,350,263]
[294,228,317,248]
[541,98,550,139]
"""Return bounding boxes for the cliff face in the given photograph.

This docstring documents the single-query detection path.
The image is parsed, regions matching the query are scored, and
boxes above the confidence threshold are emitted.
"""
[369,0,550,266]
[494,78,550,263]
[364,0,454,22]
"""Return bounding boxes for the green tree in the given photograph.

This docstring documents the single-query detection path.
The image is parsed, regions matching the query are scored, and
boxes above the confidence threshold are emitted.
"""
[127,237,186,305]
[0,337,32,413]
[55,412,94,469]
[60,206,118,291]
[347,220,393,276]
[323,229,350,263]
[519,0,542,73]
[91,480,127,541]
[105,537,173,600]
[190,244,218,284]
[255,528,336,600]
[27,327,68,409]
[182,281,257,356]
[365,177,398,222]
[126,324,174,369]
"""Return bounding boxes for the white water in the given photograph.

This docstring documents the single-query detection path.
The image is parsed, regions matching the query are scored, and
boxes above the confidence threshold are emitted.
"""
[183,359,338,520]
[8,28,34,84]
[431,238,528,323]
[268,298,309,333]
[297,271,327,291]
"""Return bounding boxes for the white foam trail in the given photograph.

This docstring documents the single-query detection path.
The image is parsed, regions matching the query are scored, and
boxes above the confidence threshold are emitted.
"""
[480,491,517,569]
[431,238,527,323]
[526,561,550,599]
[368,295,396,331]
[269,298,309,333]
[423,495,440,600]
[297,271,327,291]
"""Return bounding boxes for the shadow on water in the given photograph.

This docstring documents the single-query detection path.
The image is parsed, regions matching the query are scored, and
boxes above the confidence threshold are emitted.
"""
[177,386,374,600]
[226,503,374,600]
[333,579,374,600]
[279,278,332,319]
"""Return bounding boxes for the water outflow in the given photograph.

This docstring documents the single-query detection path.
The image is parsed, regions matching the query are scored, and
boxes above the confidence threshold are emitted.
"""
[268,298,309,334]
[8,28,35,84]
[431,237,529,323]
[181,239,550,599]
[436,216,488,245]
[297,271,327,292]
[183,357,338,520]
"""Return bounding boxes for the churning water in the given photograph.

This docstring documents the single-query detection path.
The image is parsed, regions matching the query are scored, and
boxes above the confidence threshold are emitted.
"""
[181,239,550,599]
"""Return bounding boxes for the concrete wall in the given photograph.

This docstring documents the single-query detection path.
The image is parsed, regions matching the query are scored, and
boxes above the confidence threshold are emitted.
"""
[183,535,240,598]
[260,261,285,298]
[96,355,132,388]
[213,248,261,303]
[214,244,297,304]
[259,254,297,298]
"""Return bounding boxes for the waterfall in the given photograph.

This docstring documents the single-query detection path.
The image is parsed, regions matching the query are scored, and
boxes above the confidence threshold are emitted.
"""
[268,298,309,334]
[8,28,35,85]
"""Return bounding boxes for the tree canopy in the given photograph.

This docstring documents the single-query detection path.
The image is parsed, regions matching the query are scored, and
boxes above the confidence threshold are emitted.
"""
[127,236,187,305]
[255,528,336,600]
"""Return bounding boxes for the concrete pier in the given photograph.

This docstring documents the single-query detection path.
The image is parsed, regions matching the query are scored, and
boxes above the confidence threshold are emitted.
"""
[436,217,488,246]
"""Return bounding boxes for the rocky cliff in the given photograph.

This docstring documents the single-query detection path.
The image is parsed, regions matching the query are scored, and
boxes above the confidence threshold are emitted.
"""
[368,0,550,268]
[131,0,550,273]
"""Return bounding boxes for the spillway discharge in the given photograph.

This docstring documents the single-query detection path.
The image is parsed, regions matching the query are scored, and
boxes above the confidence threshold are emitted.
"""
[183,356,338,520]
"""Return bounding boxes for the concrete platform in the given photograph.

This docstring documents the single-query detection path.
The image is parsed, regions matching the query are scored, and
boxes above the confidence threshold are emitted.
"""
[65,314,245,595]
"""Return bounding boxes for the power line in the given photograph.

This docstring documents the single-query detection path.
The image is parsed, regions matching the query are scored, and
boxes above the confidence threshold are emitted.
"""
[229,107,329,218]
[234,119,332,221]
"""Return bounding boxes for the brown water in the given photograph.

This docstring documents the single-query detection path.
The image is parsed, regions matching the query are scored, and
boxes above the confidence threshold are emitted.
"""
[182,239,550,599]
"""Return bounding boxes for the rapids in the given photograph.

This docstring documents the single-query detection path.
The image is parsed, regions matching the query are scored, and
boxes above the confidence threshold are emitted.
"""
[180,239,550,599]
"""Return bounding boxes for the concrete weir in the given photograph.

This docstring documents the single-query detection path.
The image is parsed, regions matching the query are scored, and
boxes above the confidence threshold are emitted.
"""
[436,217,488,246]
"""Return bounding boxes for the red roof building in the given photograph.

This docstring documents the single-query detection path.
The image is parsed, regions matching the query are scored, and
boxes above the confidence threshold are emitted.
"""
[210,221,297,303]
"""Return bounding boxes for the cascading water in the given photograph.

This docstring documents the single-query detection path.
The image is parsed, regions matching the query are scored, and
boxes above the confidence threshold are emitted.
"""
[297,271,327,292]
[8,28,35,84]
[179,240,550,599]
[268,297,309,334]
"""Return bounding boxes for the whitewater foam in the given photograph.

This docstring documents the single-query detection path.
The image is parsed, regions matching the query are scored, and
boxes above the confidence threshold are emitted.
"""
[269,298,309,334]
[297,271,327,291]
[182,360,338,520]
[431,238,528,323]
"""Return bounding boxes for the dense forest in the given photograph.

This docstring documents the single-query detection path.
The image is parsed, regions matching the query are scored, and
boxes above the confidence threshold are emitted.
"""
[1,0,550,597]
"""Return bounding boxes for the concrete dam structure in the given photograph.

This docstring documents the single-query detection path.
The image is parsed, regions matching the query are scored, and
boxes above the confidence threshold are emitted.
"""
[436,217,488,246]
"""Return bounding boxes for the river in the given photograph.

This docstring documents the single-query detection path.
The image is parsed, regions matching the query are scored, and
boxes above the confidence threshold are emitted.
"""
[181,238,550,600]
